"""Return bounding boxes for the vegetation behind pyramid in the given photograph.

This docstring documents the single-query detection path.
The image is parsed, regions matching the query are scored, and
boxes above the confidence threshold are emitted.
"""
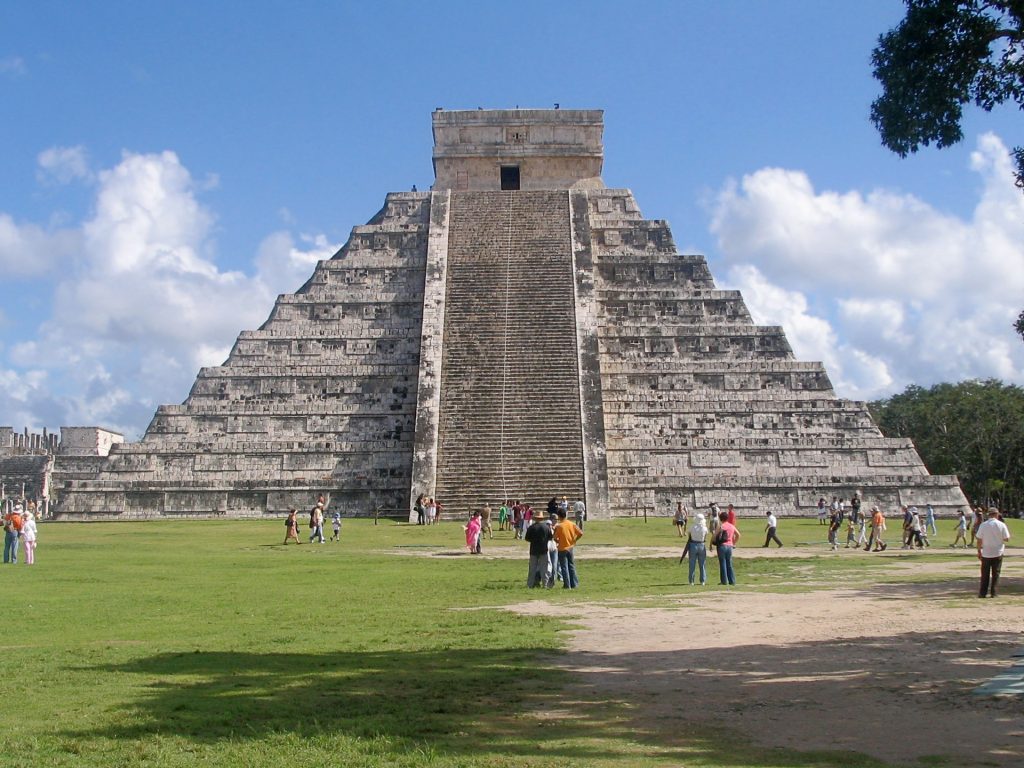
[56,109,967,518]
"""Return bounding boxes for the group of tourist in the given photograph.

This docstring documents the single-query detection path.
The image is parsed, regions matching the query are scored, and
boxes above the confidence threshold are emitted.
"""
[3,500,38,564]
[413,495,443,525]
[493,497,587,540]
[677,502,748,586]
[522,503,584,589]
[282,496,342,545]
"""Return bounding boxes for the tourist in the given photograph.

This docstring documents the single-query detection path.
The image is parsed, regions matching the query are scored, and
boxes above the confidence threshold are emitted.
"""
[903,507,926,549]
[3,502,23,564]
[686,512,708,585]
[817,496,827,525]
[309,498,325,544]
[512,502,523,539]
[673,502,688,537]
[726,503,736,526]
[498,500,509,531]
[708,508,721,554]
[283,509,301,545]
[844,505,859,548]
[969,507,983,546]
[21,510,37,565]
[481,504,493,539]
[330,510,342,541]
[546,510,559,586]
[926,503,937,536]
[553,509,583,589]
[573,497,587,531]
[716,510,739,585]
[868,507,887,552]
[976,508,1011,598]
[558,496,569,517]
[951,509,968,548]
[414,494,425,525]
[433,499,444,524]
[425,497,436,525]
[464,511,482,554]
[850,491,862,525]
[827,506,841,551]
[763,510,782,548]
[524,509,554,588]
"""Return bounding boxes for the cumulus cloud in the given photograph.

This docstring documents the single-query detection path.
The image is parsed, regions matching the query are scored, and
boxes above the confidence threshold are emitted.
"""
[0,213,79,276]
[2,150,339,437]
[711,133,1024,401]
[37,145,93,185]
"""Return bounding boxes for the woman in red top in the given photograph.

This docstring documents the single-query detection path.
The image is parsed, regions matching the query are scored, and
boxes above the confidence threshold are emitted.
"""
[717,511,740,585]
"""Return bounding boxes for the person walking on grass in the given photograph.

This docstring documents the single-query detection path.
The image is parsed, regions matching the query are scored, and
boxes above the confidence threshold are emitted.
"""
[951,509,969,548]
[283,509,301,545]
[465,511,482,554]
[926,503,937,536]
[868,507,887,552]
[762,511,783,548]
[309,499,325,544]
[330,510,342,541]
[573,497,587,531]
[481,504,493,539]
[976,508,1011,598]
[827,507,841,551]
[21,510,37,565]
[716,510,740,585]
[554,509,583,589]
[684,513,708,585]
[673,502,688,537]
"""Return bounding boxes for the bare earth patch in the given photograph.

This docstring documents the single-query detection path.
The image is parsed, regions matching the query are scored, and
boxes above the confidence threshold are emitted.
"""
[511,551,1024,767]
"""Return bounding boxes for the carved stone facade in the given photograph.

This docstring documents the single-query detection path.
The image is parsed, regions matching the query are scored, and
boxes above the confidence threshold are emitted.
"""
[53,109,967,519]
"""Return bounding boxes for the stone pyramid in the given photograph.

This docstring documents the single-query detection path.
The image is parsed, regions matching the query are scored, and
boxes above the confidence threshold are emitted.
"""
[56,109,967,519]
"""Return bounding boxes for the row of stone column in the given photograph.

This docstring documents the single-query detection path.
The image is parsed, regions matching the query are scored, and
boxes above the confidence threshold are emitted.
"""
[1,428,60,454]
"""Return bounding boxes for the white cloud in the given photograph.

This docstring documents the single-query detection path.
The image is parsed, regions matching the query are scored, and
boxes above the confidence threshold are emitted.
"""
[711,133,1024,400]
[0,213,78,276]
[1,150,340,437]
[37,145,92,185]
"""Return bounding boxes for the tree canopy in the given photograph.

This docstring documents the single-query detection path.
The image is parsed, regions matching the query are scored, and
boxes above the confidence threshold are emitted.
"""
[871,0,1024,189]
[869,379,1024,511]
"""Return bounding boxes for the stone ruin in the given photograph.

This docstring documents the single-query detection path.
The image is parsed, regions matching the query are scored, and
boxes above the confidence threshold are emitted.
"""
[0,426,122,515]
[50,108,968,519]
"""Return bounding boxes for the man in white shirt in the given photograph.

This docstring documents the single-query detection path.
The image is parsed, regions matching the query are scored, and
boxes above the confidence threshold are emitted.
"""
[762,511,782,548]
[976,508,1011,598]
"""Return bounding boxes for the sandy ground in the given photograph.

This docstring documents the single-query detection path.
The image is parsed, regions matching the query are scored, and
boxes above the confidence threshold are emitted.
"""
[505,549,1024,767]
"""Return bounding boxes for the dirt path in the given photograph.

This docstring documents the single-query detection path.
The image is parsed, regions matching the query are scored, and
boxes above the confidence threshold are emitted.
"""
[511,554,1024,766]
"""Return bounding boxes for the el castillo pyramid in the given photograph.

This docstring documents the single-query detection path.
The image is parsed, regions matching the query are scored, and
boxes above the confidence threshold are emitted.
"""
[55,109,967,519]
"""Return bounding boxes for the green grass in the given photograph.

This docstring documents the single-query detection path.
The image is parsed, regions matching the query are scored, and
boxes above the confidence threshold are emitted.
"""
[0,516,1017,767]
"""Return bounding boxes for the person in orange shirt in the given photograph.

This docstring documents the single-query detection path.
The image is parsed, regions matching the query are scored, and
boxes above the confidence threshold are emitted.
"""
[553,509,583,589]
[867,506,887,552]
[4,503,24,564]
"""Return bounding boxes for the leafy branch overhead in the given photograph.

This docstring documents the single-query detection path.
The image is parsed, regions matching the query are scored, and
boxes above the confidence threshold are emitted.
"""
[871,0,1024,188]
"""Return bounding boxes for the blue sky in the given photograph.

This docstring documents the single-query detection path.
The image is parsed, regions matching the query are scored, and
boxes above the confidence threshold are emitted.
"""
[2,0,1022,438]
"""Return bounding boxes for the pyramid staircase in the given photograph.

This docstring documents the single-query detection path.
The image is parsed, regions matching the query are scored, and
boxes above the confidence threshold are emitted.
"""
[433,191,586,515]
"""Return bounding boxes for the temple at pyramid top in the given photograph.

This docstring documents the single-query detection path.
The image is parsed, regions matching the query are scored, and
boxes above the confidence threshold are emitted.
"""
[431,108,605,191]
[49,107,968,521]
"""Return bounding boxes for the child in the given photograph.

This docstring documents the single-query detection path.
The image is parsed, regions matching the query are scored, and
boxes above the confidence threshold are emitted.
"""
[951,509,968,548]
[330,510,342,541]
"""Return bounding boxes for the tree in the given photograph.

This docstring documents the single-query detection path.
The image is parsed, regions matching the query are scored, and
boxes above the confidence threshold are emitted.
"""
[871,1,1024,189]
[869,379,1024,510]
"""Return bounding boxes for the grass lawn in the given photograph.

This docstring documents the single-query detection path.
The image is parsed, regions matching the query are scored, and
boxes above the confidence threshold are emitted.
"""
[0,515,1016,767]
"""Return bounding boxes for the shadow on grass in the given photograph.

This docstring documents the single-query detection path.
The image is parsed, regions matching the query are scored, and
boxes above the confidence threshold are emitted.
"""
[69,645,904,766]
